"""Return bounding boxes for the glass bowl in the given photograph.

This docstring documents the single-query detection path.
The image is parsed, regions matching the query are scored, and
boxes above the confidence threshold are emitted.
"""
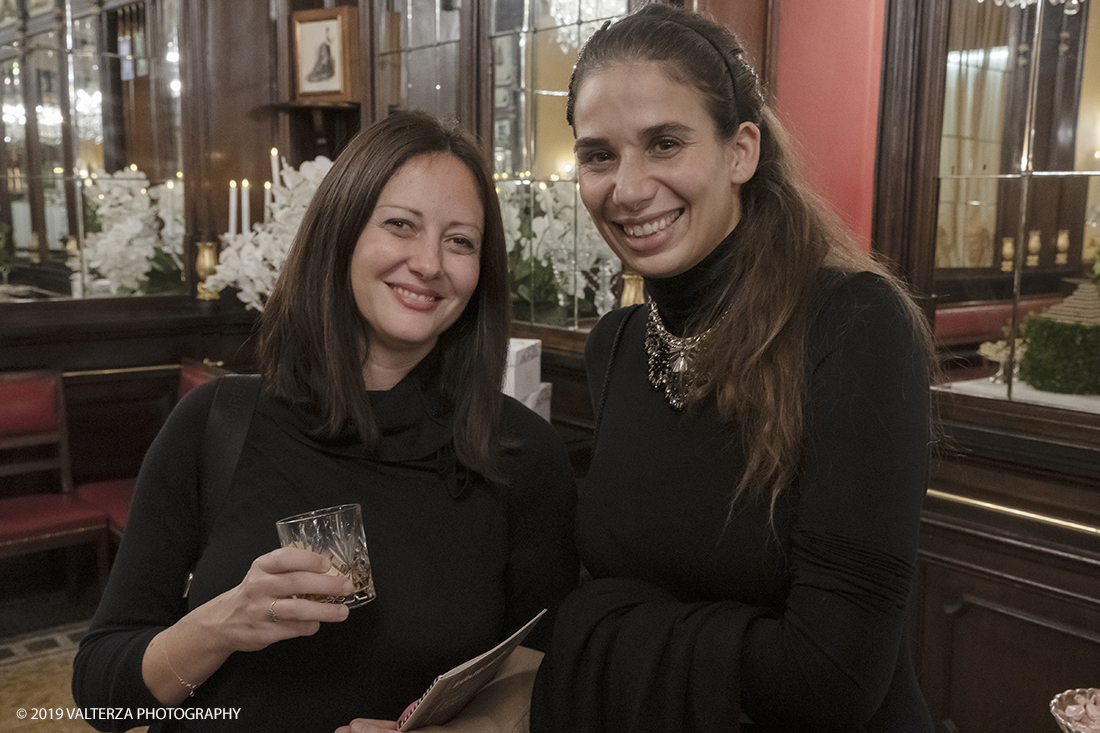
[1051,688,1100,733]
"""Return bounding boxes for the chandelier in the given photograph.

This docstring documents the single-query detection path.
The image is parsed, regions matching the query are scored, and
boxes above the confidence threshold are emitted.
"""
[978,0,1082,13]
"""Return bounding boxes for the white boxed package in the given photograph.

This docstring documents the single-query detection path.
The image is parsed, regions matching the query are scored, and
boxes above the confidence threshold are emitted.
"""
[522,381,552,422]
[503,338,541,400]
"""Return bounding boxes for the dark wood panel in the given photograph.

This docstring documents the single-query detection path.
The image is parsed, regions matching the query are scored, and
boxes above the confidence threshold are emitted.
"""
[933,459,1100,536]
[921,445,1100,733]
[873,0,950,307]
[920,566,1100,733]
[937,390,1100,439]
[0,297,258,373]
[180,0,278,244]
[918,546,1100,733]
[64,366,181,484]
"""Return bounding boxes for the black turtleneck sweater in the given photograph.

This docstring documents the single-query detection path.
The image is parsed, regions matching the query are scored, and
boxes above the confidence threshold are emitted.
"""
[532,230,933,732]
[73,358,578,732]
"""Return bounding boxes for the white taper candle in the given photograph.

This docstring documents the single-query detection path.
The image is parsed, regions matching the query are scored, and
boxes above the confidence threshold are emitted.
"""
[228,180,237,236]
[240,179,250,235]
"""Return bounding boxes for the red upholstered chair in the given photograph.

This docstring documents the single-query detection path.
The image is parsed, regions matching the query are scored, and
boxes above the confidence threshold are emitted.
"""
[75,359,228,540]
[0,370,109,591]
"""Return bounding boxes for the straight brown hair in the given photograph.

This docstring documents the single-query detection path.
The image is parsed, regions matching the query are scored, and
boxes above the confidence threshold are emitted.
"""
[254,111,511,481]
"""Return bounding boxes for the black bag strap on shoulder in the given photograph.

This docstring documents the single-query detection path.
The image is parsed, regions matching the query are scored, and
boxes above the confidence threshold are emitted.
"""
[592,304,642,448]
[198,374,262,552]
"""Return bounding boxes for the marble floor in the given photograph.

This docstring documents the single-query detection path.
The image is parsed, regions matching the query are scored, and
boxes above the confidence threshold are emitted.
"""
[0,551,105,731]
[0,622,97,732]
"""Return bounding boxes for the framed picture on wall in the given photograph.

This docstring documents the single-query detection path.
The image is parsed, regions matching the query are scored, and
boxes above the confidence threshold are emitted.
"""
[293,6,359,104]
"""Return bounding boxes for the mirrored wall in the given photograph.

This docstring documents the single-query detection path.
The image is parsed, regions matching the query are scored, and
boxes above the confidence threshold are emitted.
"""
[374,0,625,330]
[933,0,1100,414]
[491,0,623,328]
[0,0,183,303]
[375,0,461,122]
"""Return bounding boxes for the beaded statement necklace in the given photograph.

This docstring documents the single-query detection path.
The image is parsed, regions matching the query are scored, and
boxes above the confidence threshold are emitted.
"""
[645,302,713,410]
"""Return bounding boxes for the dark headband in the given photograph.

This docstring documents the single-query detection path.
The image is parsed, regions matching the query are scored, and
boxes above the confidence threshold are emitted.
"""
[662,17,741,124]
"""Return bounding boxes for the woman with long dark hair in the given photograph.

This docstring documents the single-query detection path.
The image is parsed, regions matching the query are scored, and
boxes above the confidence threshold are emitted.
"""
[530,5,935,731]
[74,111,578,732]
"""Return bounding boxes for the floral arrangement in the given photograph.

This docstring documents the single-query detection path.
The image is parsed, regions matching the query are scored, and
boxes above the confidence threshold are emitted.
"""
[204,156,333,310]
[80,168,184,296]
[977,337,1026,365]
[497,179,617,322]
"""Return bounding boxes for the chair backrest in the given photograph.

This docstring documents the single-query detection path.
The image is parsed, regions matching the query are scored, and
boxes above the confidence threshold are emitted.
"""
[178,358,229,401]
[0,370,73,494]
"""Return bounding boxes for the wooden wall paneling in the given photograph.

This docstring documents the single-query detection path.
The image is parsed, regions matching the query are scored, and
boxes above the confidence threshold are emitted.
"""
[178,0,209,286]
[178,0,277,246]
[936,390,1100,457]
[0,59,11,255]
[271,0,293,154]
[63,365,180,483]
[919,495,1100,732]
[0,297,258,371]
[121,5,158,176]
[920,565,1100,732]
[145,0,181,184]
[935,455,1100,533]
[462,0,490,146]
[540,349,596,478]
[874,0,950,310]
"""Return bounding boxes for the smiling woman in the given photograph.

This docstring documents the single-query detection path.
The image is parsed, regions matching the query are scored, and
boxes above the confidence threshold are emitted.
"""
[529,5,937,732]
[571,66,759,279]
[350,153,483,390]
[72,111,579,733]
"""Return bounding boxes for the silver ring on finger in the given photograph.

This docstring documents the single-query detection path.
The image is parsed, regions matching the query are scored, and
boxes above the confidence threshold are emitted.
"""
[268,599,280,623]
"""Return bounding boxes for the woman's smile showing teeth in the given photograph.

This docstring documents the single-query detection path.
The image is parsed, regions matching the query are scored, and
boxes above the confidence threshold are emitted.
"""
[622,211,681,239]
[572,63,748,278]
[390,283,441,310]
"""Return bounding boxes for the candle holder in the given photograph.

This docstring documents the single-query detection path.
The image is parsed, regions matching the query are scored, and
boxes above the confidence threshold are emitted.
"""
[1026,230,1041,268]
[1001,237,1015,272]
[620,270,645,307]
[196,240,220,300]
[1055,229,1070,265]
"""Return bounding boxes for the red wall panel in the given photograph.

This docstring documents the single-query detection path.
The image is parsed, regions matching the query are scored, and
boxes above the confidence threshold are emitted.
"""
[775,0,885,252]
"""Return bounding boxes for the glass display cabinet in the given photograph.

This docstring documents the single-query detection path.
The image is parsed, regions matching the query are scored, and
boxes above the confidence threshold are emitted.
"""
[932,0,1100,418]
[877,1,1100,729]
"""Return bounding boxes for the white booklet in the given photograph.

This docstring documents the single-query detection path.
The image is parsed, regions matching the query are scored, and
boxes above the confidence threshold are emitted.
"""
[397,609,546,731]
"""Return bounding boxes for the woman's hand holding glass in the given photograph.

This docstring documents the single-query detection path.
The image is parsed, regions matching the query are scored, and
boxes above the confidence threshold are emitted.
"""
[201,546,353,651]
[142,546,352,705]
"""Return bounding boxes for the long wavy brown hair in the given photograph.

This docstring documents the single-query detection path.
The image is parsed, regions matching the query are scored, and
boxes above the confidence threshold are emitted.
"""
[568,4,934,515]
[254,111,511,482]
